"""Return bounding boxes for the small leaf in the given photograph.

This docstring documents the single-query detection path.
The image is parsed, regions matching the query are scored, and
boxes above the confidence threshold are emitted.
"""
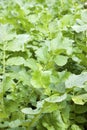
[71,124,81,130]
[74,104,87,114]
[54,55,68,66]
[0,24,15,43]
[24,58,38,71]
[72,24,87,33]
[9,120,21,128]
[35,46,48,63]
[75,116,87,123]
[45,93,67,103]
[72,94,87,105]
[21,108,40,115]
[31,70,51,89]
[81,10,87,23]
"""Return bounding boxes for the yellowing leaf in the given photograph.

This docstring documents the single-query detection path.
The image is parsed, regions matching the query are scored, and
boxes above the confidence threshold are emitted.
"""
[72,94,87,105]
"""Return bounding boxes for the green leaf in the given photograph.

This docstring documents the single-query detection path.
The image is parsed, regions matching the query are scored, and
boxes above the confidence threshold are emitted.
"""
[21,100,58,129]
[24,58,38,71]
[71,124,82,130]
[21,108,40,115]
[65,72,87,88]
[72,24,87,33]
[45,93,67,103]
[31,70,51,89]
[72,94,87,105]
[5,34,30,51]
[0,121,9,128]
[74,104,87,114]
[35,46,49,63]
[75,116,87,123]
[21,94,66,115]
[81,10,87,23]
[9,120,21,128]
[50,34,73,55]
[6,57,25,65]
[3,76,16,92]
[54,55,68,66]
[0,24,15,43]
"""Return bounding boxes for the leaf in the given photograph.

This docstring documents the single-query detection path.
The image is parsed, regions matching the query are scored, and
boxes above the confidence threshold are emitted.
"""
[24,58,38,71]
[81,10,87,23]
[31,70,51,89]
[54,55,68,66]
[0,112,8,118]
[65,72,87,88]
[60,14,74,27]
[35,46,49,63]
[6,57,25,65]
[5,34,30,51]
[45,93,67,103]
[3,76,16,92]
[42,122,55,130]
[28,14,39,23]
[21,108,40,115]
[21,100,58,129]
[74,104,87,114]
[72,24,87,33]
[0,24,15,43]
[0,121,9,128]
[51,34,73,55]
[72,94,87,105]
[22,101,58,115]
[71,124,82,130]
[9,120,21,128]
[21,94,66,115]
[75,116,87,123]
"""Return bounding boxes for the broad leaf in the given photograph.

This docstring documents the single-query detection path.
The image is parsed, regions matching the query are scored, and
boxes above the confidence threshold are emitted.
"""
[6,57,25,65]
[65,72,87,88]
[72,94,87,105]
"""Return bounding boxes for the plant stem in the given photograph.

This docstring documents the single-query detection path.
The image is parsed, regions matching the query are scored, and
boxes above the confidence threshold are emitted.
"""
[3,43,6,75]
[1,42,6,114]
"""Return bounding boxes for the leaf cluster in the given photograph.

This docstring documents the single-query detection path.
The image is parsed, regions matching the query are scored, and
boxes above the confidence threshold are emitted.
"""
[0,0,87,129]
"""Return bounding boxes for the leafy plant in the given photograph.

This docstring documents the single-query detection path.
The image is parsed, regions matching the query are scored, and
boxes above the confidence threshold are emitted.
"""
[0,0,87,129]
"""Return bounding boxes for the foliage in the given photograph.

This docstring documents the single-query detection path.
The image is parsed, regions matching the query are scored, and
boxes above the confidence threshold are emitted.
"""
[0,0,87,129]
